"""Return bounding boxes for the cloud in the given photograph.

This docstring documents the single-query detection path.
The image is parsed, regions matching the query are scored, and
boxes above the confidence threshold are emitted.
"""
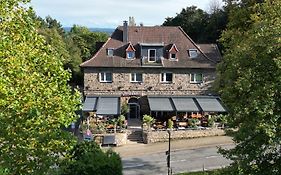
[31,0,222,28]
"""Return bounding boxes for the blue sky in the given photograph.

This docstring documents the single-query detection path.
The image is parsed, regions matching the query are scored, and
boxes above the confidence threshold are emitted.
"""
[31,0,223,28]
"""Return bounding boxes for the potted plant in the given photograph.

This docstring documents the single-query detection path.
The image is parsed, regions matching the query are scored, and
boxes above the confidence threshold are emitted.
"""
[117,115,126,129]
[142,114,155,131]
[167,119,174,129]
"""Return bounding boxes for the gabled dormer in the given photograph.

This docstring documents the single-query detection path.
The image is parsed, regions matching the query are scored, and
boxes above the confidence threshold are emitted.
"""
[168,44,179,60]
[125,43,136,59]
[188,49,198,59]
[139,42,164,66]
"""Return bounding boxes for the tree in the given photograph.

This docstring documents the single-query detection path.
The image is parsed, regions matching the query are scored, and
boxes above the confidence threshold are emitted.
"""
[216,0,281,174]
[38,27,70,65]
[69,25,108,62]
[163,6,208,42]
[0,0,81,174]
[163,5,227,43]
[61,141,122,175]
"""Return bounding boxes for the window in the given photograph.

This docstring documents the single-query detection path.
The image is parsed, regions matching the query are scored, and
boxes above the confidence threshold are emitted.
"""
[148,49,156,62]
[107,48,114,56]
[127,51,135,59]
[189,49,198,58]
[161,73,173,83]
[190,73,203,83]
[170,53,177,60]
[131,73,143,82]
[99,72,112,82]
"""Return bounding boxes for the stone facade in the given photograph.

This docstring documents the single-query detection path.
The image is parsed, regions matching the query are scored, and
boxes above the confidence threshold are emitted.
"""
[84,67,216,97]
[142,128,225,144]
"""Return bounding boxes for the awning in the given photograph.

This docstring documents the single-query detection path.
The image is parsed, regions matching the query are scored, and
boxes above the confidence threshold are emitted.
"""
[82,97,97,112]
[96,97,120,115]
[195,97,226,112]
[172,97,200,112]
[148,97,175,111]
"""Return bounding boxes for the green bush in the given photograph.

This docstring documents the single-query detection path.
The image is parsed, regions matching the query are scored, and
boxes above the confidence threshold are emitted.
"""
[117,115,126,128]
[167,119,174,129]
[188,118,199,128]
[61,141,122,175]
[0,167,9,175]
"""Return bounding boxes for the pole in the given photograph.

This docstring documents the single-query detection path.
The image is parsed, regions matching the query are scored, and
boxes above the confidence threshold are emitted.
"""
[167,130,171,175]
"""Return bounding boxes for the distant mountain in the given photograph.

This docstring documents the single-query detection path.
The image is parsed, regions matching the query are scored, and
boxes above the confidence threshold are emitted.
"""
[63,27,115,35]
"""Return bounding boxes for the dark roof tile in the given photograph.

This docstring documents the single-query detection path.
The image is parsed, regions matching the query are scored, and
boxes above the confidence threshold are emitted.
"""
[80,26,221,68]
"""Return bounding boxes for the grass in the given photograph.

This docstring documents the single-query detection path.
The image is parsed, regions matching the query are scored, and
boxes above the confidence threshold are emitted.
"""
[176,166,235,175]
[177,170,219,175]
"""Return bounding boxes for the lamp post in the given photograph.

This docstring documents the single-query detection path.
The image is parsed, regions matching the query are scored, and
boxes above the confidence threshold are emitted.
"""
[166,129,171,175]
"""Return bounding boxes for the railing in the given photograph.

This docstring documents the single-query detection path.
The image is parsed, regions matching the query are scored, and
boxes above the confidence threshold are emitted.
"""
[141,56,163,67]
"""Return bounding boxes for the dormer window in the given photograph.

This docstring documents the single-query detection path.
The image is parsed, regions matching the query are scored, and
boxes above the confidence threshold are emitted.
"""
[107,48,114,57]
[127,51,135,59]
[148,49,156,62]
[125,43,136,59]
[168,44,179,60]
[189,49,198,58]
[170,53,176,59]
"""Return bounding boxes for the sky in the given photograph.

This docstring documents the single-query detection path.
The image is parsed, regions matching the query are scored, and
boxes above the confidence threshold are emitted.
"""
[31,0,223,28]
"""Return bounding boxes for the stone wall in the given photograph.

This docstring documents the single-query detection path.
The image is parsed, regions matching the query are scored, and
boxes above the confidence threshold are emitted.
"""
[115,133,127,146]
[94,133,127,146]
[142,128,225,144]
[84,67,215,97]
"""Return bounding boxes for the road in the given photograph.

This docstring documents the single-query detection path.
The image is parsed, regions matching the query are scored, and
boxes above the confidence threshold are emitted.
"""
[121,144,233,175]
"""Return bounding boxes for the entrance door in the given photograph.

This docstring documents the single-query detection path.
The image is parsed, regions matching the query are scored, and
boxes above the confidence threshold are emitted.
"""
[129,103,140,119]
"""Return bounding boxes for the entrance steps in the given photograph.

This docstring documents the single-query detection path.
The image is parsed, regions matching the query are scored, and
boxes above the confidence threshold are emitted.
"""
[127,130,143,144]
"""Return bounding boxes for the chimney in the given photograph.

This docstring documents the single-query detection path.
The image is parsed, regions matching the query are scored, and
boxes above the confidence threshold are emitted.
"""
[123,21,128,43]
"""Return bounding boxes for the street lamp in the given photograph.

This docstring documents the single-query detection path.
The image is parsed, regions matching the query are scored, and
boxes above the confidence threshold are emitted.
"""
[166,129,171,175]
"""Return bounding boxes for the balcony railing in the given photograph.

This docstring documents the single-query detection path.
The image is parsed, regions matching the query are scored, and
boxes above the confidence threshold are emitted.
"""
[141,56,163,67]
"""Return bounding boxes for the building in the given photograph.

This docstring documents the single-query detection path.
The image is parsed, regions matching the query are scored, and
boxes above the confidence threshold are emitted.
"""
[80,21,226,120]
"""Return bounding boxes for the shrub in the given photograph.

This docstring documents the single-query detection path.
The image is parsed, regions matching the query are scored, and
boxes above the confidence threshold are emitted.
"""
[61,141,122,175]
[117,115,126,128]
[167,119,174,129]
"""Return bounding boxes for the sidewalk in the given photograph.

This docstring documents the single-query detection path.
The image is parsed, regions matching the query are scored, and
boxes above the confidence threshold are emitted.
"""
[112,136,233,158]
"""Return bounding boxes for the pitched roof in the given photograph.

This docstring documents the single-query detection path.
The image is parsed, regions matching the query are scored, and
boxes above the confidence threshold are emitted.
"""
[80,26,221,68]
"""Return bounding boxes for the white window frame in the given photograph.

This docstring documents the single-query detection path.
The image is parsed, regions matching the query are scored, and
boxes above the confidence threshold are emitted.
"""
[127,51,135,59]
[107,48,114,57]
[148,49,156,62]
[99,72,112,83]
[130,73,143,82]
[170,53,177,60]
[190,73,203,83]
[189,49,198,58]
[161,72,173,83]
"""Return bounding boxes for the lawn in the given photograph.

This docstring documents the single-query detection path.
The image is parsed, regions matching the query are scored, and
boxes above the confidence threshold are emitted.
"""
[177,170,219,175]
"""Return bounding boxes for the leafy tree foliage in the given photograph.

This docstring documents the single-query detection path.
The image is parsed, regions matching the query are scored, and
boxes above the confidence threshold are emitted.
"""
[37,19,108,86]
[61,141,122,175]
[0,0,81,174]
[163,6,227,43]
[69,25,108,62]
[216,0,281,174]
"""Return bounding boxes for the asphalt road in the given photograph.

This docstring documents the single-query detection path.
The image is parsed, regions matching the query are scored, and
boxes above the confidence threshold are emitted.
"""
[122,144,233,175]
